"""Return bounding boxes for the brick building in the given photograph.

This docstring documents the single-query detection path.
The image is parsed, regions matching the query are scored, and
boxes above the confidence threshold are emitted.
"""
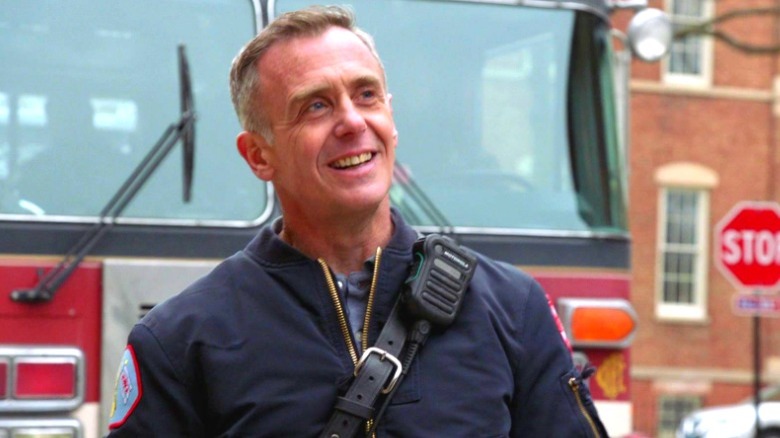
[615,0,780,436]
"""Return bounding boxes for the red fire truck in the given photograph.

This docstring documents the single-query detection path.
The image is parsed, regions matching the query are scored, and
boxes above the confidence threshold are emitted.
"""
[0,0,669,436]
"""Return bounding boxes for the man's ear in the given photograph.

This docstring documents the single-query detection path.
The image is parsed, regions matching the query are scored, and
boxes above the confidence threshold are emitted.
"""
[387,93,398,146]
[237,131,275,181]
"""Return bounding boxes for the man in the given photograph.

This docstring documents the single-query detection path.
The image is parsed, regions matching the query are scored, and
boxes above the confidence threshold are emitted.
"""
[107,5,608,437]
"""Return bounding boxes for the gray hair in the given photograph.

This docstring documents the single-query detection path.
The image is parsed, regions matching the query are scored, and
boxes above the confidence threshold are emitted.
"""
[229,5,385,143]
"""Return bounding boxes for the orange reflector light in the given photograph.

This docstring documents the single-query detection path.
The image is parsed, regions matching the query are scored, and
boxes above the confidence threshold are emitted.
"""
[14,361,76,399]
[571,307,635,343]
[557,298,638,348]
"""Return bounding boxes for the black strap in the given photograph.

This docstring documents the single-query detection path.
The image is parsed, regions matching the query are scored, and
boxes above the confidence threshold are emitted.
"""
[322,234,475,437]
[320,300,408,438]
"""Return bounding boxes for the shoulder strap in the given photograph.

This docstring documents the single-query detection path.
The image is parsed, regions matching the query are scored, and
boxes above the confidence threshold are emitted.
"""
[320,299,408,438]
[320,234,477,438]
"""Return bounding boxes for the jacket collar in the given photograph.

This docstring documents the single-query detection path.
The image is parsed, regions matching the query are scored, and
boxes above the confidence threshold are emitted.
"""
[243,208,419,268]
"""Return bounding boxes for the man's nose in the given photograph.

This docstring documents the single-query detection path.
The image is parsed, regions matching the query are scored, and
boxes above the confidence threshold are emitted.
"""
[333,98,367,137]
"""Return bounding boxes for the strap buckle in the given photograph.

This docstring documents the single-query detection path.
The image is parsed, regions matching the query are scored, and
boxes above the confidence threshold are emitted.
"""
[354,347,403,394]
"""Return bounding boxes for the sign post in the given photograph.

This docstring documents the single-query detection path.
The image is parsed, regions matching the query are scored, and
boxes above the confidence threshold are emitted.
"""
[715,201,780,436]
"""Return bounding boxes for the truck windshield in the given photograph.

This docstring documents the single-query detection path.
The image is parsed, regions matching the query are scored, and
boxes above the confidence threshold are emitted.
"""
[279,0,627,234]
[0,1,264,222]
[1,0,626,234]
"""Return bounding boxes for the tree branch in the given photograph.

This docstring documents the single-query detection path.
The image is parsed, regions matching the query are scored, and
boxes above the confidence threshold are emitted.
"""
[673,6,780,54]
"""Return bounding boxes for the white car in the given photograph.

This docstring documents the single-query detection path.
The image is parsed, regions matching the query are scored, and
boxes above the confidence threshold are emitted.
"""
[677,386,780,438]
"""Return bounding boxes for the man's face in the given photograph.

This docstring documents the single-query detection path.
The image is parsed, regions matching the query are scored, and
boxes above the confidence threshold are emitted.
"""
[242,26,397,219]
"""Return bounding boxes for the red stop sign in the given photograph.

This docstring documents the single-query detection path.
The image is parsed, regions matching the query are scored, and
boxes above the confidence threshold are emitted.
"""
[715,202,780,290]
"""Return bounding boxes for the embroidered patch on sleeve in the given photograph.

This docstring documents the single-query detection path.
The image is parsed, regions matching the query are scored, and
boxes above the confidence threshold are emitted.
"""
[546,293,572,352]
[108,345,143,429]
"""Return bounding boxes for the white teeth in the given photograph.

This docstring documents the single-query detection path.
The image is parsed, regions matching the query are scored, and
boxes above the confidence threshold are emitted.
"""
[333,152,373,169]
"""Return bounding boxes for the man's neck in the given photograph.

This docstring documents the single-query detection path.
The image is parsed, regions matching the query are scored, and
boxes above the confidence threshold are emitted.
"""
[280,202,393,274]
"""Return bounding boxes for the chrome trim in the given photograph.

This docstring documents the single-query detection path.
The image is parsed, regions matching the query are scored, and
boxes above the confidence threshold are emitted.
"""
[250,0,263,31]
[0,183,275,229]
[0,187,629,238]
[0,347,85,413]
[0,418,82,438]
[100,258,220,434]
[414,225,629,240]
[521,0,609,19]
[267,0,277,21]
[610,0,647,10]
[407,0,609,20]
[268,0,610,22]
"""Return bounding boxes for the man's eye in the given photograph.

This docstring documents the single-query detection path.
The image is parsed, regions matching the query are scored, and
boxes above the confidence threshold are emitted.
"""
[358,89,377,101]
[307,101,327,112]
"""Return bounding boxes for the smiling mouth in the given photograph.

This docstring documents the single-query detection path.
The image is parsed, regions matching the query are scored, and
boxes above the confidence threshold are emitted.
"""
[331,152,374,169]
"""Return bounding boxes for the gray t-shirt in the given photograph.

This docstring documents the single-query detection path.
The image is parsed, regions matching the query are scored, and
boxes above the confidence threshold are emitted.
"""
[334,256,375,351]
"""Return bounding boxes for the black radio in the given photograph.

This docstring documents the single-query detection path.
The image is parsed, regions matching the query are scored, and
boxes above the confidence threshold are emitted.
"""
[402,234,477,327]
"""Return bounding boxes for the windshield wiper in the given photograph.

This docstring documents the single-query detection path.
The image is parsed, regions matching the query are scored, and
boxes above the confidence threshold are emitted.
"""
[11,44,197,303]
[180,44,195,202]
[391,163,454,235]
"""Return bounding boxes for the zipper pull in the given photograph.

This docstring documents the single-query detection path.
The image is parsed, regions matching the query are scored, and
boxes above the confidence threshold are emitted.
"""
[581,364,596,380]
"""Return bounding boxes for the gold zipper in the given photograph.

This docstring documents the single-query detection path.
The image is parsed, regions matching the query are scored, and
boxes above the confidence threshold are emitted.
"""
[568,377,601,438]
[317,247,383,364]
[318,247,383,437]
[362,247,382,353]
[319,257,359,365]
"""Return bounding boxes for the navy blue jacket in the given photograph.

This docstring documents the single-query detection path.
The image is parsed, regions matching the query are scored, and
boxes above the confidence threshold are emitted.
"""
[107,212,607,437]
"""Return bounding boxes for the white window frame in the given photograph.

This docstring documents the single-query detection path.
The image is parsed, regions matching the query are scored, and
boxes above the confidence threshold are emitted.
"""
[662,0,715,88]
[654,163,718,322]
[655,187,709,321]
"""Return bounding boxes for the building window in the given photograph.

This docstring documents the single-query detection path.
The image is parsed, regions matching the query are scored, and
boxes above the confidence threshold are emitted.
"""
[661,190,701,299]
[654,163,718,322]
[663,0,714,87]
[658,395,700,438]
[657,188,709,320]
